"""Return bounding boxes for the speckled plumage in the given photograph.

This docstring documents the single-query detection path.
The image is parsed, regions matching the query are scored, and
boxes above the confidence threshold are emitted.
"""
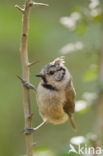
[36,56,76,129]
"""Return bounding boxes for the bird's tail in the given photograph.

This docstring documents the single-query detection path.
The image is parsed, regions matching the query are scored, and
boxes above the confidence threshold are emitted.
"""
[68,115,77,131]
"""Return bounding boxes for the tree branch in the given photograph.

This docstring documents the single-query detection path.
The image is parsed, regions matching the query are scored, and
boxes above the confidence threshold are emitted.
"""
[28,60,39,67]
[15,5,24,13]
[15,0,48,156]
[17,1,33,156]
[15,0,48,155]
[29,2,49,7]
[96,5,103,148]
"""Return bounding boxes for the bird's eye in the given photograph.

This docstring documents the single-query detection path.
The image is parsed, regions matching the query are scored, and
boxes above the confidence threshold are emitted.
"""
[49,71,55,75]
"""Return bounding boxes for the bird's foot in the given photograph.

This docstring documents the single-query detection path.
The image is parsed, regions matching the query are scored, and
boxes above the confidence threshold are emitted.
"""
[17,75,36,91]
[23,81,36,90]
[22,121,47,134]
[22,128,35,134]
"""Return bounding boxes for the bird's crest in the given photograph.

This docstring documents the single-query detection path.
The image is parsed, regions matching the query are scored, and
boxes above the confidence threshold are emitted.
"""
[50,56,65,65]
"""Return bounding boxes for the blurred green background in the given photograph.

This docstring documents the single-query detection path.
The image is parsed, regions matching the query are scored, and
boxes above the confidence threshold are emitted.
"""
[0,0,100,156]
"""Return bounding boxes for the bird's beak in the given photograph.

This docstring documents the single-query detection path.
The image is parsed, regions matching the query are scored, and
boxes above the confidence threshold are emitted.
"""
[36,72,47,83]
[35,73,44,78]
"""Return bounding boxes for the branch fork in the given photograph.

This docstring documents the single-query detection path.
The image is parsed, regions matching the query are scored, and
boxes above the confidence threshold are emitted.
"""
[15,1,48,13]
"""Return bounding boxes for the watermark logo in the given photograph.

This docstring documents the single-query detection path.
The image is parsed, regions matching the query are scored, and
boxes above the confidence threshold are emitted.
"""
[68,144,103,155]
[68,144,78,154]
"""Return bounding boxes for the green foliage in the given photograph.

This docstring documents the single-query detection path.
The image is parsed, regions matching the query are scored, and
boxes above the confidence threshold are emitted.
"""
[83,64,98,82]
[34,147,56,156]
[75,24,88,35]
[59,152,79,156]
[98,82,103,90]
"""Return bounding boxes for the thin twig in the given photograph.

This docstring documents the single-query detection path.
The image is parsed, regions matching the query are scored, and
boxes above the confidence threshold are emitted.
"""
[17,75,36,92]
[29,2,49,7]
[28,60,39,67]
[17,74,25,82]
[15,5,24,13]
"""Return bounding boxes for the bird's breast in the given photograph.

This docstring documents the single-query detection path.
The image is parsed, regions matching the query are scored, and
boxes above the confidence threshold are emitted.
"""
[36,83,68,124]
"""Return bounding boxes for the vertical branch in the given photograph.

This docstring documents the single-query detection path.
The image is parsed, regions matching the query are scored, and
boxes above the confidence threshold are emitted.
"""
[19,0,33,156]
[15,1,48,156]
[96,5,103,147]
[21,1,33,156]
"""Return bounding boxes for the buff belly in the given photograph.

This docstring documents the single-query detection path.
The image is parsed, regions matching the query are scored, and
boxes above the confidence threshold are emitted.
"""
[37,83,68,124]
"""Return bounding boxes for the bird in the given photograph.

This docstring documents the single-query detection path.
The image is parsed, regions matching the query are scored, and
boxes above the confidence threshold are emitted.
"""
[22,56,77,134]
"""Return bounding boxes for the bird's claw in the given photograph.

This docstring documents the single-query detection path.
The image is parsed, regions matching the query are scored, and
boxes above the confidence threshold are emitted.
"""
[22,128,35,134]
[17,75,36,91]
[23,81,36,91]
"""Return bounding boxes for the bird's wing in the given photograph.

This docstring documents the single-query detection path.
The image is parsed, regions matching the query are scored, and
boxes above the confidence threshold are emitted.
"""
[63,80,76,115]
[63,80,77,130]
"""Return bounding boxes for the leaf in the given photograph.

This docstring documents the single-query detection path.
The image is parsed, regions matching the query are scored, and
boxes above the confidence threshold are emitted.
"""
[83,65,98,82]
[75,24,87,35]
[93,14,101,22]
[73,6,82,13]
[34,147,56,156]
